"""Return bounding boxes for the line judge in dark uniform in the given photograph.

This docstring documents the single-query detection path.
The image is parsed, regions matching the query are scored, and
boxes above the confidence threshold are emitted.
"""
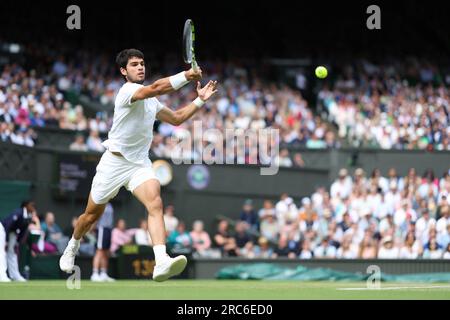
[0,200,36,282]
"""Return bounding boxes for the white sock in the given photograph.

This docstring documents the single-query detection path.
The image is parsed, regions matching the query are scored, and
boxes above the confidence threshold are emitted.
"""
[153,245,168,263]
[70,236,81,249]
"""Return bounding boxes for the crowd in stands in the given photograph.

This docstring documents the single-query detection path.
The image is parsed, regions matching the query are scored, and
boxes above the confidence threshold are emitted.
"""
[3,46,449,161]
[317,58,450,150]
[209,166,450,259]
[28,166,447,260]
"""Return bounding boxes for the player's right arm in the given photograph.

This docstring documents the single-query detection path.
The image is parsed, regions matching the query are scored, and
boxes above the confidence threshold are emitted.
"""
[131,68,202,103]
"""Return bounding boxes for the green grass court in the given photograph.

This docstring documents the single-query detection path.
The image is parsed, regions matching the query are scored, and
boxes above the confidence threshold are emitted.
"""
[1,280,450,300]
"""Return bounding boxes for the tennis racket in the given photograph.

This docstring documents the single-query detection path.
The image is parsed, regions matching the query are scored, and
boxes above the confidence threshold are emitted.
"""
[183,19,198,72]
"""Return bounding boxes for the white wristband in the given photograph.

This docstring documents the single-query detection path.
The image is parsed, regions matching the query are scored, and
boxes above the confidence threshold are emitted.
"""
[169,71,189,90]
[193,97,205,108]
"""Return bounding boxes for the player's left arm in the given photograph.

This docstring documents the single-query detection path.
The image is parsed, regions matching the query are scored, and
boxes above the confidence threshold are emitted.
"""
[156,80,218,126]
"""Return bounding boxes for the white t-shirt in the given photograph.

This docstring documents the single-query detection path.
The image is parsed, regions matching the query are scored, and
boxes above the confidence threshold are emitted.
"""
[102,82,164,164]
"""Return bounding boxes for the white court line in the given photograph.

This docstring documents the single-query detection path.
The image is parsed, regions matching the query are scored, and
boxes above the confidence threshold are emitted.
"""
[337,285,450,291]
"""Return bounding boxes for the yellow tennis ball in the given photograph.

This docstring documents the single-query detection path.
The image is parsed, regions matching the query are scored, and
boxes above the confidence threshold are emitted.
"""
[315,66,328,79]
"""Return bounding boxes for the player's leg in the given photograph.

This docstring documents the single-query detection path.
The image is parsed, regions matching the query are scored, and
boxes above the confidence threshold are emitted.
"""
[132,179,187,282]
[73,195,106,240]
[60,195,106,273]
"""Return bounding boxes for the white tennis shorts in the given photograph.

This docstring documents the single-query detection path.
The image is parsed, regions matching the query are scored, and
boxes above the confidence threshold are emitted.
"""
[90,150,157,204]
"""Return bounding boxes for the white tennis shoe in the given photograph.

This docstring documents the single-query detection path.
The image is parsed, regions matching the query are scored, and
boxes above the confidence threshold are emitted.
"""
[152,255,187,282]
[59,239,80,273]
[99,272,116,282]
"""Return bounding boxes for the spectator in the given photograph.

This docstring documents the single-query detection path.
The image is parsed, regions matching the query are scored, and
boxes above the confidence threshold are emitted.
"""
[423,238,443,259]
[330,168,353,199]
[292,152,305,168]
[358,236,378,259]
[163,205,178,236]
[443,244,450,259]
[336,236,358,259]
[277,148,293,167]
[189,220,211,255]
[254,237,275,258]
[168,221,192,251]
[274,236,296,259]
[213,220,237,257]
[239,199,259,232]
[110,219,136,254]
[258,200,276,221]
[313,236,337,258]
[28,211,57,255]
[135,219,152,246]
[86,130,105,152]
[41,212,69,254]
[234,221,253,252]
[259,212,279,243]
[299,239,314,259]
[69,134,88,151]
[399,233,421,259]
[377,236,399,259]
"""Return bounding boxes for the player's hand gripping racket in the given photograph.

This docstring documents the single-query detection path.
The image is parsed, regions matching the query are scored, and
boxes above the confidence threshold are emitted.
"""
[183,19,198,72]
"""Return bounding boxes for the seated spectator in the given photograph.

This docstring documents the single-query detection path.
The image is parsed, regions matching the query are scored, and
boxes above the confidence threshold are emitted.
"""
[259,212,279,243]
[163,205,178,236]
[28,212,57,255]
[274,235,296,259]
[313,236,337,258]
[399,232,421,259]
[239,199,258,232]
[336,236,358,259]
[277,148,293,167]
[189,220,211,255]
[423,238,443,259]
[292,152,305,168]
[377,236,399,259]
[239,241,257,259]
[443,244,450,259]
[213,220,237,257]
[234,221,253,253]
[135,219,152,246]
[86,130,105,152]
[168,221,192,251]
[110,219,137,254]
[254,237,275,258]
[41,212,69,254]
[299,239,314,259]
[69,134,88,151]
[358,235,378,259]
[258,200,276,221]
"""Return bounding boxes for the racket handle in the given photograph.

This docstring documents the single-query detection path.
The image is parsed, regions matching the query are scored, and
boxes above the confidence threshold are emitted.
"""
[192,58,198,72]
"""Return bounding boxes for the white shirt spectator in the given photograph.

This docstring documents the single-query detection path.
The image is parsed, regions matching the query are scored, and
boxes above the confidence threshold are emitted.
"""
[336,244,358,259]
[330,177,352,199]
[415,216,436,240]
[135,229,152,246]
[378,246,399,259]
[164,215,179,234]
[313,244,337,258]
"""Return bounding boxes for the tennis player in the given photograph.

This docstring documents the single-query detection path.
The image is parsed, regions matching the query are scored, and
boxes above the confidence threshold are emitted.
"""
[60,49,218,281]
